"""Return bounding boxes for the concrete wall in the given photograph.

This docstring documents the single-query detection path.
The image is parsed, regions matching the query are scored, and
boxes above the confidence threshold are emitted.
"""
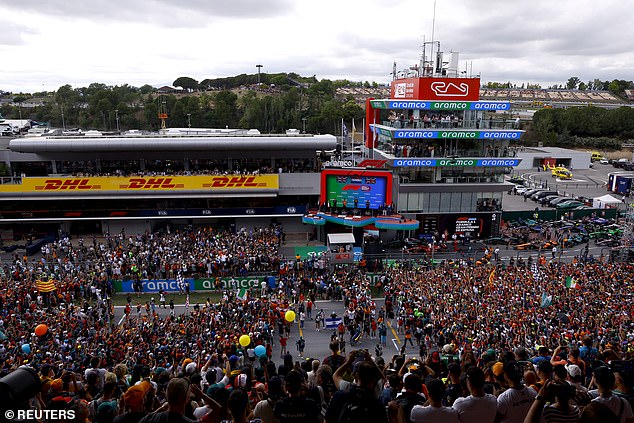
[279,173,320,195]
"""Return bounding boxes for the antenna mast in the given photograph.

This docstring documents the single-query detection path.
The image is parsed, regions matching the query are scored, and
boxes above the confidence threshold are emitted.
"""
[430,0,437,75]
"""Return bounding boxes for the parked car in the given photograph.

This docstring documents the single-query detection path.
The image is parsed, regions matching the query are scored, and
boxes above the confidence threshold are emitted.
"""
[613,158,630,168]
[509,176,525,185]
[523,189,544,198]
[532,191,559,201]
[539,194,560,205]
[556,200,585,210]
[548,197,573,207]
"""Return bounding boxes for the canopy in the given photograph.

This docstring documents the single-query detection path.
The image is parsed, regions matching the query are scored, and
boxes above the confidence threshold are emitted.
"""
[593,194,622,208]
[327,233,355,245]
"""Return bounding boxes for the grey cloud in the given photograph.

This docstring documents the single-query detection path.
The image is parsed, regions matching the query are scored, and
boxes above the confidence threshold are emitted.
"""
[0,19,34,45]
[0,0,294,25]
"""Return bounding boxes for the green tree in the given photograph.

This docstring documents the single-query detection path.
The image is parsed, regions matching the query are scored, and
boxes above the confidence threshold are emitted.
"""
[173,77,199,92]
[566,77,580,90]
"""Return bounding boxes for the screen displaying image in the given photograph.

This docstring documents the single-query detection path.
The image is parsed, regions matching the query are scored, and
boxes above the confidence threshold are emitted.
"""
[321,170,391,210]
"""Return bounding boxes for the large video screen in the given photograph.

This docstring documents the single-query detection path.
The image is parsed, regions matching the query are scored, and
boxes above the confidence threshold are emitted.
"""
[320,170,392,210]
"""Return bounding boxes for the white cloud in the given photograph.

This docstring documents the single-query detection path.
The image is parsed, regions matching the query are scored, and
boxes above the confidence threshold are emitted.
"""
[0,0,632,93]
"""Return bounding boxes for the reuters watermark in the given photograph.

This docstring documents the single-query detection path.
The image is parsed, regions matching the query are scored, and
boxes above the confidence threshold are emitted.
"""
[5,409,76,420]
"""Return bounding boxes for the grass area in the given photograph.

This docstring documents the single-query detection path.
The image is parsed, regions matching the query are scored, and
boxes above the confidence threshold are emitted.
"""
[110,292,221,307]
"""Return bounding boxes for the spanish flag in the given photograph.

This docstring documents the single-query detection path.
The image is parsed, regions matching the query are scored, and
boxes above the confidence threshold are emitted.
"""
[488,269,496,286]
[36,279,56,293]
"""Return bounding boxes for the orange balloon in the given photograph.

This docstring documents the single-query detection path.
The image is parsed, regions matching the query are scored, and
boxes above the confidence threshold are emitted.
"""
[35,324,48,336]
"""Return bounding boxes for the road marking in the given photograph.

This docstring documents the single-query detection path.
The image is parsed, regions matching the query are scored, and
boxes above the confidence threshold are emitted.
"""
[387,320,400,345]
[392,338,400,352]
[298,320,303,338]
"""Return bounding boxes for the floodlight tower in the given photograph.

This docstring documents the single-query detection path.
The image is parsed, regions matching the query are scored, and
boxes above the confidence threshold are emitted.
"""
[256,64,263,84]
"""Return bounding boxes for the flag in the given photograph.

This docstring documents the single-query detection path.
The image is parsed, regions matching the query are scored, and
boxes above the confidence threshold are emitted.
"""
[540,292,552,308]
[352,119,356,136]
[325,317,342,329]
[36,279,56,293]
[531,262,540,281]
[185,295,190,311]
[488,269,496,286]
[342,122,348,137]
[565,276,578,289]
[237,288,248,301]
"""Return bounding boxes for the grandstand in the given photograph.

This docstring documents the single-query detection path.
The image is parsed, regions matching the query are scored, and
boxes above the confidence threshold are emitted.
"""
[337,86,630,108]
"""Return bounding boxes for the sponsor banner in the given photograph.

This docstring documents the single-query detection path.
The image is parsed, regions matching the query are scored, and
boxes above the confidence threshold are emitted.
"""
[391,77,480,101]
[0,175,279,194]
[323,160,354,168]
[393,158,521,167]
[194,277,269,290]
[372,100,510,111]
[365,273,382,287]
[391,129,523,140]
[116,278,195,293]
[0,205,306,220]
[114,276,274,293]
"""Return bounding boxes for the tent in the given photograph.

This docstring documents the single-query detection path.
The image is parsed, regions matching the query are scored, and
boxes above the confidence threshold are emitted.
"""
[593,194,622,209]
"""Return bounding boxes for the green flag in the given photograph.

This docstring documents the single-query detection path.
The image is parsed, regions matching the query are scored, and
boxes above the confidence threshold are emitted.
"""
[565,276,578,289]
[237,288,248,301]
[540,292,552,308]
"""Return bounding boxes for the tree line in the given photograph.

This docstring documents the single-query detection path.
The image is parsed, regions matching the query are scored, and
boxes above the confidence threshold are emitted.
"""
[1,73,632,142]
[485,76,634,94]
[0,76,365,134]
[527,106,634,149]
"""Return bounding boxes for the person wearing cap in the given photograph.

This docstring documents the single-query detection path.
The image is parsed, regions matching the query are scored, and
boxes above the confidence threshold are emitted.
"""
[590,367,634,423]
[253,376,284,423]
[114,381,150,423]
[566,364,592,408]
[452,366,497,423]
[496,361,537,423]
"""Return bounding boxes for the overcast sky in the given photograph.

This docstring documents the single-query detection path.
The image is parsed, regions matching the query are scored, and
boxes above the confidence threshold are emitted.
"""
[1,0,632,93]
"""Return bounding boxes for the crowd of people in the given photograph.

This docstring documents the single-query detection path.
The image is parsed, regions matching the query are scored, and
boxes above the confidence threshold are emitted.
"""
[0,226,633,423]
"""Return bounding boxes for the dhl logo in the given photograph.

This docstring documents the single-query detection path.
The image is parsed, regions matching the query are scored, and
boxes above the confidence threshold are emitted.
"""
[203,176,267,188]
[35,179,100,190]
[119,178,184,189]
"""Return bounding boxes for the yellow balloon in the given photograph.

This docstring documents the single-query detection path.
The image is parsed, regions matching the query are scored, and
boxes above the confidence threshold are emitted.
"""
[239,334,251,347]
[285,310,296,322]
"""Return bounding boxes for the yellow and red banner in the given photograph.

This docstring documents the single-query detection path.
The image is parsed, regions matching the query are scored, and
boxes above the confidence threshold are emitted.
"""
[36,279,57,292]
[0,175,279,193]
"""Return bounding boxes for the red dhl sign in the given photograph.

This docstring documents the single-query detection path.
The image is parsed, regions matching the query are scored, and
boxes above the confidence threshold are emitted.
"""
[203,176,268,188]
[35,179,101,190]
[119,178,184,189]
[1,175,279,194]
